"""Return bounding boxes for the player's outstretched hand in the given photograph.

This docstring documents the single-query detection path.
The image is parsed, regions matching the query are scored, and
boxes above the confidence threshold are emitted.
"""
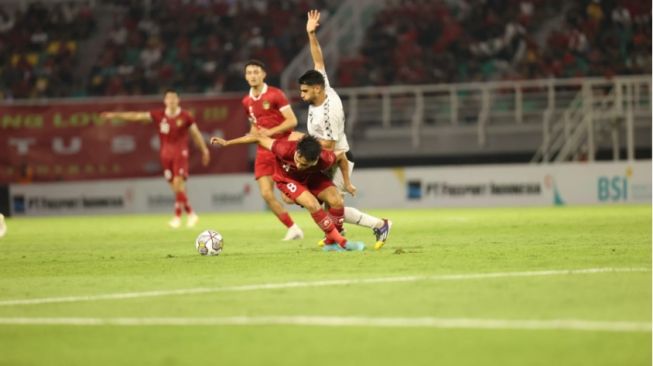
[307,10,320,33]
[210,137,227,146]
[344,182,357,196]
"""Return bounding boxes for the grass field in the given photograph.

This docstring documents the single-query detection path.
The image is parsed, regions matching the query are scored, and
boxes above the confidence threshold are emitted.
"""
[0,205,650,366]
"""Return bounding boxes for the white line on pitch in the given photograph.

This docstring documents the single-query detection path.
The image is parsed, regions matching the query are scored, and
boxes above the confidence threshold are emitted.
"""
[0,316,649,333]
[0,267,648,307]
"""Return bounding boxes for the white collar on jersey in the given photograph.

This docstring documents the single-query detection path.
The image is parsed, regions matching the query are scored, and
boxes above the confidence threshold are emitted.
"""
[249,83,268,101]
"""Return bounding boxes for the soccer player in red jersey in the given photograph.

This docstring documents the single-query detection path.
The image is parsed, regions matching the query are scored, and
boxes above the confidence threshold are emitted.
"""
[222,59,304,241]
[211,133,364,251]
[101,89,210,229]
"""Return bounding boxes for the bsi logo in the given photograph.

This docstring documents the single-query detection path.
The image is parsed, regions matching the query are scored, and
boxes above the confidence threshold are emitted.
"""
[597,176,628,202]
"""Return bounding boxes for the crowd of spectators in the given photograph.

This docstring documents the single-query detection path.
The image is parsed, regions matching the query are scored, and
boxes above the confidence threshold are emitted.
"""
[0,2,95,99]
[336,0,651,87]
[88,0,335,96]
[1,0,650,99]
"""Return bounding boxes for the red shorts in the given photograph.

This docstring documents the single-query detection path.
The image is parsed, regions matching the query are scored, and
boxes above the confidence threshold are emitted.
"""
[275,173,335,202]
[161,154,189,182]
[254,148,276,179]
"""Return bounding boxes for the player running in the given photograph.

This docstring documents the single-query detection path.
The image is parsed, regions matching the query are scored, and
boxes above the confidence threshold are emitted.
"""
[211,133,364,252]
[236,60,304,241]
[300,9,391,249]
[101,89,210,229]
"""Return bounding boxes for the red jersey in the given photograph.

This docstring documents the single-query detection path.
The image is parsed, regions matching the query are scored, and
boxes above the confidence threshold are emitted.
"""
[150,109,195,159]
[242,84,292,146]
[271,139,336,183]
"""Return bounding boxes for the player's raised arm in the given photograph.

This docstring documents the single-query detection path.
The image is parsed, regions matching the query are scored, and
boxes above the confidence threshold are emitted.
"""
[306,10,325,71]
[189,124,210,166]
[100,111,151,122]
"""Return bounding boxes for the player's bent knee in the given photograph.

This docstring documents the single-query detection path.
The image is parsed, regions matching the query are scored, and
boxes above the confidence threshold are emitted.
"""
[320,189,344,208]
[304,202,322,212]
[327,195,344,208]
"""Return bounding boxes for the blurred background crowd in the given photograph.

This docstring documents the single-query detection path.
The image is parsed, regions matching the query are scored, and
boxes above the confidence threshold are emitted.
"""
[0,0,650,99]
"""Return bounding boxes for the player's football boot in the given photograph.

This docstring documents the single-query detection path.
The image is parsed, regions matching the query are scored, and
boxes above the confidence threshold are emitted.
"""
[344,241,366,251]
[0,214,6,238]
[317,229,346,247]
[322,240,365,252]
[168,216,182,229]
[283,224,304,241]
[373,219,392,250]
[322,243,345,252]
[186,213,199,228]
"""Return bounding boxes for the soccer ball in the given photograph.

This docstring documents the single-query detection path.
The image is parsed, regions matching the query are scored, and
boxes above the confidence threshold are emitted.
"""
[195,229,223,256]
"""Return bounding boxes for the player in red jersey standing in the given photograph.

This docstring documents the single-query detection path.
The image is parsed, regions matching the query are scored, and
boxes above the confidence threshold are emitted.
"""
[101,89,210,228]
[211,133,364,251]
[222,59,304,241]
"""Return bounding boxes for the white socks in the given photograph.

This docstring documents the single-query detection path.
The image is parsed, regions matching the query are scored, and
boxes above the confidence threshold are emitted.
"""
[344,207,383,229]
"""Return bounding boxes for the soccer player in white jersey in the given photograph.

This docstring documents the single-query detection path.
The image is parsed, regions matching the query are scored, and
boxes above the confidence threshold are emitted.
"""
[298,9,391,249]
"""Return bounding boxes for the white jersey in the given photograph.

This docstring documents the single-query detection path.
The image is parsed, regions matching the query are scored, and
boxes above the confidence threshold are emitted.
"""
[306,68,350,153]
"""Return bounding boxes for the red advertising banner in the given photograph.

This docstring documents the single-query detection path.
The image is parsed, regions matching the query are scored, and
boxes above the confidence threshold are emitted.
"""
[0,95,250,183]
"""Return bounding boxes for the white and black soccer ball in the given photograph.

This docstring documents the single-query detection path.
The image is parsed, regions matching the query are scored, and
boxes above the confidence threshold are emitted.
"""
[195,229,223,256]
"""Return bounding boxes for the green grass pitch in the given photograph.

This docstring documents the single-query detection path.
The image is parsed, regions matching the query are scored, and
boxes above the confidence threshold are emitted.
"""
[0,205,650,366]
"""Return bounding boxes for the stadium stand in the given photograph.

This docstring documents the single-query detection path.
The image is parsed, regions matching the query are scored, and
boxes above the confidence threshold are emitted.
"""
[2,0,649,99]
[87,0,338,96]
[336,0,651,87]
[0,2,96,99]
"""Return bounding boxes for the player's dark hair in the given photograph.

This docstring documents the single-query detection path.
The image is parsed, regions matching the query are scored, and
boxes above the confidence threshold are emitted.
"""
[296,135,322,162]
[244,59,266,72]
[163,88,177,96]
[298,70,325,87]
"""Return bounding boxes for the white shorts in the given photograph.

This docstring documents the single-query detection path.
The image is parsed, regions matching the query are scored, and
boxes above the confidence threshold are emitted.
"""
[331,159,354,194]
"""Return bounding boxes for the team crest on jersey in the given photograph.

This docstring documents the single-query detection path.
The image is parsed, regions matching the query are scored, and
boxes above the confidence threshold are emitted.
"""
[262,100,271,110]
[176,119,183,127]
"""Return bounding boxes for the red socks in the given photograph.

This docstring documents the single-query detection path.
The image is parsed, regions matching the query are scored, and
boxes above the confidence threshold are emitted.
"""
[175,191,193,215]
[311,209,346,247]
[328,207,344,233]
[276,212,295,228]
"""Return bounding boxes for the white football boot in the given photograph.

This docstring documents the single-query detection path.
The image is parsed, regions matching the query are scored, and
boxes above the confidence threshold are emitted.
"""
[168,216,182,229]
[186,213,199,228]
[283,224,304,241]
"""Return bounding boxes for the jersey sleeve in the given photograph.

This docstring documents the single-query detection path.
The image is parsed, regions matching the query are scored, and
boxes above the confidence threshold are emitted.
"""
[184,111,196,128]
[149,110,160,128]
[271,139,292,159]
[274,88,291,111]
[316,67,331,90]
[318,150,336,169]
[242,97,253,124]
